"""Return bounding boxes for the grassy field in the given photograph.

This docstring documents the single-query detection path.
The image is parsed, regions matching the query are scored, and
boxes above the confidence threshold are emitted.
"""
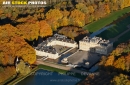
[114,30,130,47]
[38,64,67,73]
[84,7,130,32]
[97,16,130,39]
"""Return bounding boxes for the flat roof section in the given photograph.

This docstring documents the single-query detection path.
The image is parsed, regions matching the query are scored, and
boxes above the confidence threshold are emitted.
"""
[67,51,101,68]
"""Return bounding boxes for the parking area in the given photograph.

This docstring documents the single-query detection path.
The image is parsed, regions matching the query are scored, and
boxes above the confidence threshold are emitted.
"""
[67,51,101,68]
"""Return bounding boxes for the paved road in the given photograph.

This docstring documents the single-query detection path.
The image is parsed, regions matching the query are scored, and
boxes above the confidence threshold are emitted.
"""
[110,24,130,42]
[36,60,87,74]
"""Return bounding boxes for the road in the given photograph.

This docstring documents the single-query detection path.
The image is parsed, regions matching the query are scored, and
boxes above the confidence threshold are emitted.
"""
[36,60,87,74]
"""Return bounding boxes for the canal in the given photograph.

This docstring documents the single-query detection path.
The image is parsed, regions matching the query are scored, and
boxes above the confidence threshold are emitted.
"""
[16,69,81,85]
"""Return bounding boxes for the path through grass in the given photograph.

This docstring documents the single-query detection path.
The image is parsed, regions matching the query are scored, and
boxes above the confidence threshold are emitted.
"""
[84,7,130,32]
[97,16,130,39]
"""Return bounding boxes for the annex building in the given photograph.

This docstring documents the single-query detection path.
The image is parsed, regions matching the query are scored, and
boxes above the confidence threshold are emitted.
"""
[79,36,113,55]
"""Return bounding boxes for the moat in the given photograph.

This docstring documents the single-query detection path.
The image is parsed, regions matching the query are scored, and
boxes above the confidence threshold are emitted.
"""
[16,69,81,85]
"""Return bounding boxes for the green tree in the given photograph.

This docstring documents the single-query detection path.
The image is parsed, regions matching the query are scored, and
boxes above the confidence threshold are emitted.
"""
[16,59,31,75]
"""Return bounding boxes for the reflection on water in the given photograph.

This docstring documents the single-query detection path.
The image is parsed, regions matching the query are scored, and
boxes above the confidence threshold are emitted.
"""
[16,69,81,85]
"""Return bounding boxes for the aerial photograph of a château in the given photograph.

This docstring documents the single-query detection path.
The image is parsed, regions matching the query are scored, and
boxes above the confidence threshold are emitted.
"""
[0,0,130,85]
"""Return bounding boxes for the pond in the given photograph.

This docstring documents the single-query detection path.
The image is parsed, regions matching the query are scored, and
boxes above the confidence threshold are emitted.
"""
[16,69,81,85]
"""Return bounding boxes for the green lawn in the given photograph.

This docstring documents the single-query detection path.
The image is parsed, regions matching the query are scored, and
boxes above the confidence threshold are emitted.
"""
[38,64,67,73]
[97,16,130,39]
[114,30,130,47]
[84,7,130,32]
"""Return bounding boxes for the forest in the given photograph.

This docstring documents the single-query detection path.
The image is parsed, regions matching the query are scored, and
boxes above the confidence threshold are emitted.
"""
[0,0,130,84]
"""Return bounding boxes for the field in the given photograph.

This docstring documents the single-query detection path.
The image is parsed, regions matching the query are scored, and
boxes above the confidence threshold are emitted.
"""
[97,16,130,39]
[84,7,130,32]
[114,30,130,47]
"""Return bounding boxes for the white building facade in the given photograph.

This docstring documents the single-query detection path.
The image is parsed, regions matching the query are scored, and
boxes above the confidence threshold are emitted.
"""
[35,49,59,59]
[35,34,78,59]
[79,36,113,55]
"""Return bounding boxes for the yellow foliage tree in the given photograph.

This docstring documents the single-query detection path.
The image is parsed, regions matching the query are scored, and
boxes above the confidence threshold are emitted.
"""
[39,20,53,37]
[105,55,115,66]
[16,22,39,41]
[69,9,85,27]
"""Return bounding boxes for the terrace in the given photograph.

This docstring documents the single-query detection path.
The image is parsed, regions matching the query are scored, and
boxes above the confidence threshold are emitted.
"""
[67,51,101,69]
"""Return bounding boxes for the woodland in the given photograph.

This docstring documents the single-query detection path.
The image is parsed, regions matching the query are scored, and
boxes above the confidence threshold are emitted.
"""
[0,0,130,84]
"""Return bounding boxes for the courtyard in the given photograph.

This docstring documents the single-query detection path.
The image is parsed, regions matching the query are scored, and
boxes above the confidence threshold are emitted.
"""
[52,45,71,55]
[67,50,101,69]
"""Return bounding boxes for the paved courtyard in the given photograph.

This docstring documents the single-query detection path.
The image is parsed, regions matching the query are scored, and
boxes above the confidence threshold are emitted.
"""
[53,45,71,54]
[67,51,101,68]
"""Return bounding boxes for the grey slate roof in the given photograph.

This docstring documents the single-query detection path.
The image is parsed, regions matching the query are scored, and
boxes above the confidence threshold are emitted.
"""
[81,36,111,47]
[35,34,77,54]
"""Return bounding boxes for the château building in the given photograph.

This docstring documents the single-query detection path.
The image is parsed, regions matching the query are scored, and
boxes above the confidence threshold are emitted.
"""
[35,34,113,60]
[35,34,78,59]
[79,36,113,55]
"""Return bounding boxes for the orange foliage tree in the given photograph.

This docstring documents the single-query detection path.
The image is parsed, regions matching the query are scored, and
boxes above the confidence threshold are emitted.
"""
[46,9,63,30]
[38,20,53,37]
[105,55,115,66]
[114,56,126,71]
[69,9,85,27]
[0,24,36,65]
[16,22,39,41]
[0,66,16,84]
[12,36,36,64]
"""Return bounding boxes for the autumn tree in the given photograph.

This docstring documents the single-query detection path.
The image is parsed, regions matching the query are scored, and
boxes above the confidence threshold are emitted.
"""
[58,26,89,40]
[105,55,115,66]
[88,5,95,14]
[0,24,18,65]
[0,66,16,83]
[16,22,39,41]
[104,4,110,14]
[16,15,38,23]
[59,10,70,26]
[111,74,130,85]
[12,36,36,64]
[38,20,53,37]
[125,54,130,72]
[69,9,85,27]
[76,3,89,14]
[114,56,126,71]
[0,24,36,65]
[60,17,69,26]
[61,10,70,18]
[46,9,63,30]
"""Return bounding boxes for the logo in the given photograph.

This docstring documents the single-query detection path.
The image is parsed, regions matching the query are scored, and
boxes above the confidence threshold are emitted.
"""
[2,0,47,7]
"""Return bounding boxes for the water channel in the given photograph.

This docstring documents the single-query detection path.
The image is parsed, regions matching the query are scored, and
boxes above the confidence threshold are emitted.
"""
[16,69,81,85]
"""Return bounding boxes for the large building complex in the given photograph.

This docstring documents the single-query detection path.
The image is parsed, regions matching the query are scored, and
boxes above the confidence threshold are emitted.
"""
[35,34,78,59]
[35,34,113,61]
[79,36,113,55]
